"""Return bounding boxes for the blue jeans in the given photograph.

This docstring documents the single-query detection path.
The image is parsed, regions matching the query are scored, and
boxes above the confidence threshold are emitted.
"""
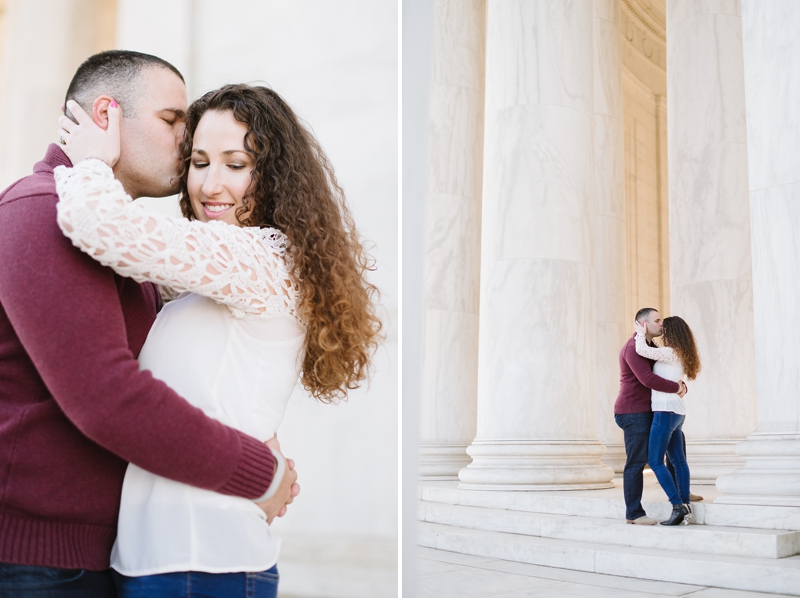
[113,566,279,598]
[614,411,653,520]
[0,563,116,597]
[649,411,690,506]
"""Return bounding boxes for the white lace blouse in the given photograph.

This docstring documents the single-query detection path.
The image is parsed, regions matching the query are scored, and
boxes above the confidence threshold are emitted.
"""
[55,159,306,575]
[634,333,686,415]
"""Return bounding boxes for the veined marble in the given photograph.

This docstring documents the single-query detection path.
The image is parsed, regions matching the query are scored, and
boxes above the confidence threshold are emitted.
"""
[594,0,626,473]
[420,0,485,479]
[667,0,755,483]
[462,0,613,490]
[480,105,594,266]
[484,0,593,116]
[715,0,800,505]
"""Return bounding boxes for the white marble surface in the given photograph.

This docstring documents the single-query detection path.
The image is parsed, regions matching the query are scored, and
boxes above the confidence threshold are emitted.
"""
[715,1,800,505]
[421,522,800,596]
[419,500,800,559]
[481,106,593,265]
[667,0,756,483]
[593,1,627,473]
[740,1,800,192]
[419,0,485,478]
[421,478,800,531]
[465,1,611,488]
[484,0,593,116]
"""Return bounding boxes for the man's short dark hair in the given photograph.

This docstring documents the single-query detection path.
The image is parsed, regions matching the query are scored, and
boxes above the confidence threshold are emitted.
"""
[635,307,658,323]
[65,50,184,120]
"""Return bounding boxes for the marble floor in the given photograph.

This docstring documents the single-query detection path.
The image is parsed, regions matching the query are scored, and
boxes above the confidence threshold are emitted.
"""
[416,546,797,598]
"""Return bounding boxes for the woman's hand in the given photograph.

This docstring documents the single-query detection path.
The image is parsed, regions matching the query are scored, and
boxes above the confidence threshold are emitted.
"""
[634,320,647,336]
[57,99,121,167]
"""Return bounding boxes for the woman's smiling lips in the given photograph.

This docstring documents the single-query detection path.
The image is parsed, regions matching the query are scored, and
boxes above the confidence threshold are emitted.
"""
[202,202,234,218]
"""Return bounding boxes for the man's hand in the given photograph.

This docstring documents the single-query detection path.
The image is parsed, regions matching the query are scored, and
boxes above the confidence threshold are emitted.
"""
[256,437,300,524]
[677,380,687,398]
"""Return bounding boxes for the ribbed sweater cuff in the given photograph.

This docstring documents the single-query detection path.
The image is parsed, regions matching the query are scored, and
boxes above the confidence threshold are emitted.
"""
[216,431,275,499]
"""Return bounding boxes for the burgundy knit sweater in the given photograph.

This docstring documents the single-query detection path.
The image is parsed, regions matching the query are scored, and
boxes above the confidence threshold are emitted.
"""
[0,145,276,570]
[614,333,681,414]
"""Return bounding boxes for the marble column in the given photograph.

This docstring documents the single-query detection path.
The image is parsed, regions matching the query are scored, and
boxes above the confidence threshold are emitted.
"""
[418,0,485,479]
[593,0,627,473]
[666,0,756,484]
[459,0,615,490]
[715,0,800,506]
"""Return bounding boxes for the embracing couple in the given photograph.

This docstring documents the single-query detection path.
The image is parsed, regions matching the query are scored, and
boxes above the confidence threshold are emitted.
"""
[0,50,380,597]
[614,307,702,527]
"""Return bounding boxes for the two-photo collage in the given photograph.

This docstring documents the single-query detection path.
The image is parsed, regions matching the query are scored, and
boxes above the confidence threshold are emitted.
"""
[0,1,798,597]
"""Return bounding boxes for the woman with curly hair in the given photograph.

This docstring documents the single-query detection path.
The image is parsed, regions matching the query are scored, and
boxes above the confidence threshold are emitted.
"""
[53,84,381,597]
[633,315,701,527]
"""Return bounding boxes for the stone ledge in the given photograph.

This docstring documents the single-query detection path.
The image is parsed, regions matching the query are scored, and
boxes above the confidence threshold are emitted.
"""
[419,500,800,559]
[419,522,800,596]
[419,480,800,531]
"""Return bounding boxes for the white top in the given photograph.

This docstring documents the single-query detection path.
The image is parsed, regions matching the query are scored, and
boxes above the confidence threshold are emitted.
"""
[634,333,686,415]
[55,160,305,575]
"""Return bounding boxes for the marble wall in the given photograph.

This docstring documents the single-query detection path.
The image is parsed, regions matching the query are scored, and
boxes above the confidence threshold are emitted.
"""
[419,0,485,480]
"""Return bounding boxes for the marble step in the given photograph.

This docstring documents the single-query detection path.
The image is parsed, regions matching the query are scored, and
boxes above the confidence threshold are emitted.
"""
[419,483,800,532]
[419,500,800,559]
[418,521,800,596]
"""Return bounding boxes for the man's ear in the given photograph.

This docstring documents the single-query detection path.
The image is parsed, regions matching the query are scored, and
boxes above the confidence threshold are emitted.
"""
[91,96,116,130]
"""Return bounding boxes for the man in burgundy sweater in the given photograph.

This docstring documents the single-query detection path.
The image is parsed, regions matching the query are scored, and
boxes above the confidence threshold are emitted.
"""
[0,51,297,596]
[614,307,686,525]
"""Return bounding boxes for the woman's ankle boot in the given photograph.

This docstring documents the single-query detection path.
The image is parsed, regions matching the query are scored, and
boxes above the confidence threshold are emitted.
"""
[660,504,689,526]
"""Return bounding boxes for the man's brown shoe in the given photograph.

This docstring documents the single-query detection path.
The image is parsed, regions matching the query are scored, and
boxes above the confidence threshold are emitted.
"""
[689,492,704,502]
[626,516,657,525]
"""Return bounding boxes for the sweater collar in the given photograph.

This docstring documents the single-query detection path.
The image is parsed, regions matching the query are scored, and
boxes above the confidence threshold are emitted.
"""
[33,144,73,174]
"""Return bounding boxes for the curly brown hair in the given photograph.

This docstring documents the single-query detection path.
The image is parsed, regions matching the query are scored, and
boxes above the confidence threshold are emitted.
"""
[662,316,701,380]
[177,84,382,402]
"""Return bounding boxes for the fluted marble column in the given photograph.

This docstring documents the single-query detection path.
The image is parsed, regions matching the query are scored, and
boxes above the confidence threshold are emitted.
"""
[594,0,627,473]
[418,0,485,479]
[666,1,756,484]
[459,0,614,490]
[715,0,800,506]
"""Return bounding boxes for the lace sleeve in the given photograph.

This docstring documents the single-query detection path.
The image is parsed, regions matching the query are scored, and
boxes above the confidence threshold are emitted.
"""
[634,333,680,365]
[54,160,298,319]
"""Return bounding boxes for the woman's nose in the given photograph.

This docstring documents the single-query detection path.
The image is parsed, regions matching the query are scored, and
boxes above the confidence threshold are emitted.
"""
[201,167,223,196]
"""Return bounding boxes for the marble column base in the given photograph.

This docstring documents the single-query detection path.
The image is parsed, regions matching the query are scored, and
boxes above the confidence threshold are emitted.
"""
[419,443,472,479]
[458,441,615,490]
[686,440,746,485]
[715,434,800,506]
[600,443,626,474]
